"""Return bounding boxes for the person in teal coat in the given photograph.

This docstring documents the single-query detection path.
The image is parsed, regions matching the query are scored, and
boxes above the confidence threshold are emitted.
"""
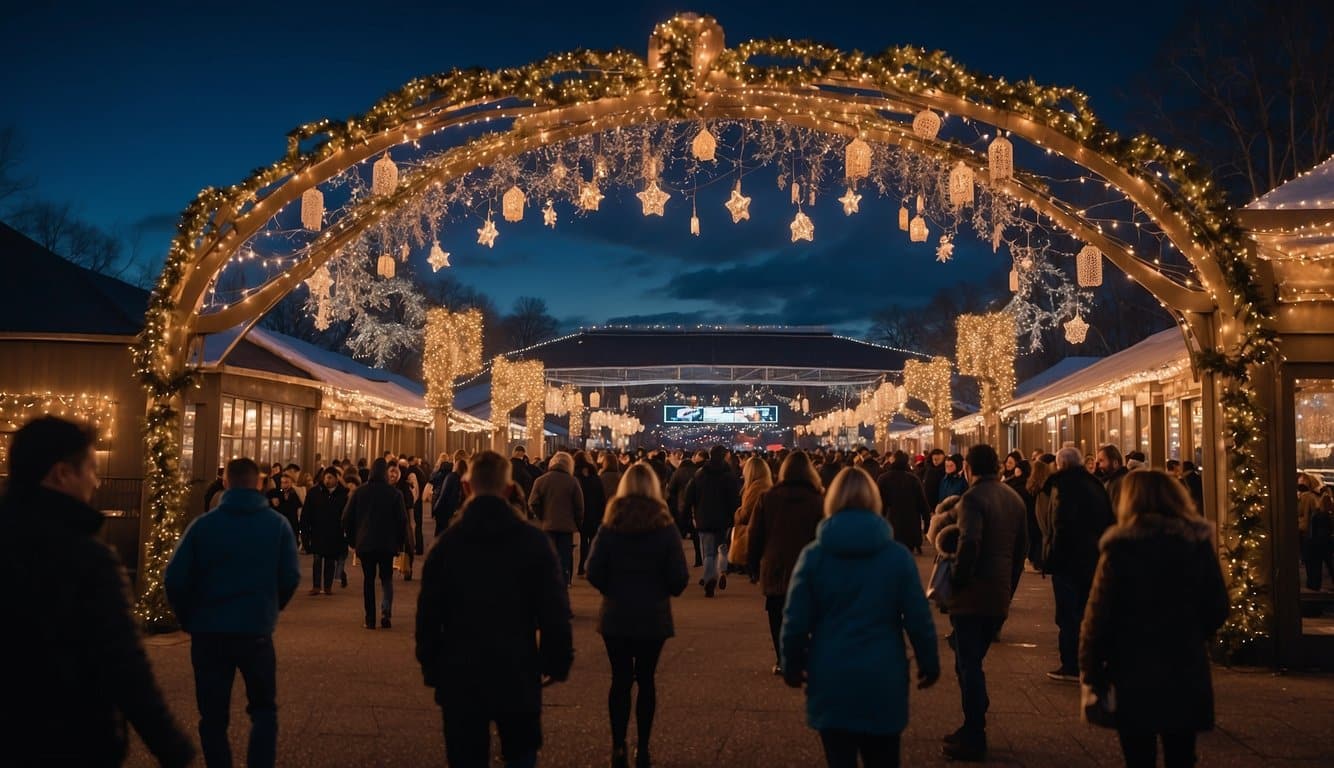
[781,466,940,768]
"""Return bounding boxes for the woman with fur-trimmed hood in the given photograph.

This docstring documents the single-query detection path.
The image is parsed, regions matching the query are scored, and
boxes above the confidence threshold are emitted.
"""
[1079,470,1228,768]
[586,463,690,768]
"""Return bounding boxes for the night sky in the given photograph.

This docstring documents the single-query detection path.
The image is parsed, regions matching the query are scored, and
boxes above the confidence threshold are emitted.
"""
[1,0,1188,334]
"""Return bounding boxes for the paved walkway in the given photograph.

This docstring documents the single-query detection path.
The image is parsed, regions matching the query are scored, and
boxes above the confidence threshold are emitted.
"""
[129,533,1334,767]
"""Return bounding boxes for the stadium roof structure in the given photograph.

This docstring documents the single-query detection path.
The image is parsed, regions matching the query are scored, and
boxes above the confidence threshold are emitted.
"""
[481,328,924,388]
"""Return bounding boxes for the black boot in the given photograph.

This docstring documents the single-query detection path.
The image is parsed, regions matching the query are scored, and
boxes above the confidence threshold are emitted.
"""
[633,744,651,768]
[611,743,629,768]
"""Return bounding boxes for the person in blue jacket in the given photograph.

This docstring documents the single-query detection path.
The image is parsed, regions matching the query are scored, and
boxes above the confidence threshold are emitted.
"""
[781,465,940,768]
[166,457,302,768]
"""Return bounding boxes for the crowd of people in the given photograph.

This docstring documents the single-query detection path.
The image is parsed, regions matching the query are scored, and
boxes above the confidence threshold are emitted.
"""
[4,413,1237,768]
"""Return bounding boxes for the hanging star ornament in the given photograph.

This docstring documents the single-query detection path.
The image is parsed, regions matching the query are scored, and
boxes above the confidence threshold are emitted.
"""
[725,183,751,223]
[427,240,451,271]
[839,187,862,215]
[637,181,670,216]
[578,181,603,211]
[790,210,814,242]
[936,234,955,263]
[543,200,557,228]
[477,218,499,248]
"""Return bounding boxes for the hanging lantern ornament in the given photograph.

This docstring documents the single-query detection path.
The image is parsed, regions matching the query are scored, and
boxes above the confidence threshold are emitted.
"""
[300,188,324,232]
[899,202,909,232]
[989,135,1014,182]
[1064,314,1090,344]
[790,210,814,243]
[589,391,601,409]
[790,180,801,206]
[909,214,928,243]
[801,396,810,414]
[691,125,717,161]
[619,392,629,410]
[844,137,872,181]
[1077,244,1104,287]
[376,252,396,279]
[502,185,526,223]
[948,161,975,208]
[1008,268,1019,292]
[372,152,398,197]
[913,109,941,140]
[690,202,700,236]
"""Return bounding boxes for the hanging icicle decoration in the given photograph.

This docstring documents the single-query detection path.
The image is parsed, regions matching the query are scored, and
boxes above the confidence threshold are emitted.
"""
[899,202,909,231]
[300,188,323,232]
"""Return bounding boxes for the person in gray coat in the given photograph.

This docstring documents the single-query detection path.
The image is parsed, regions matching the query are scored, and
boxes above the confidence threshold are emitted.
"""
[530,451,585,586]
[942,444,1028,762]
[341,458,409,629]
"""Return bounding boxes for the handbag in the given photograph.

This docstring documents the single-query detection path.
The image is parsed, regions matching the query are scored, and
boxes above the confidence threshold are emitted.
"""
[926,557,953,608]
[1080,682,1117,728]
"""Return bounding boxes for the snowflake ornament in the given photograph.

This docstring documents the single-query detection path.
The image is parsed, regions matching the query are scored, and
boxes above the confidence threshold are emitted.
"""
[936,235,955,263]
[477,218,499,248]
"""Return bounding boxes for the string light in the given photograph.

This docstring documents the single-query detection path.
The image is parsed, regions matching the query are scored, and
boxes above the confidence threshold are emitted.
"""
[132,13,1278,649]
[904,356,953,449]
[956,313,1017,419]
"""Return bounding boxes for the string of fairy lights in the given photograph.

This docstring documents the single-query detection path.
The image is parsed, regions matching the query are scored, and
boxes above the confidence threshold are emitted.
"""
[132,14,1275,653]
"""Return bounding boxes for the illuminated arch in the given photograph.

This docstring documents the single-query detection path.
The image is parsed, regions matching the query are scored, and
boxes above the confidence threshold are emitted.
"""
[136,14,1274,649]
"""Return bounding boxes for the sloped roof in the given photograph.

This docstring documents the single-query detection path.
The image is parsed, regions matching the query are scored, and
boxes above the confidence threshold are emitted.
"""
[1015,357,1103,398]
[202,326,491,431]
[1002,329,1192,417]
[0,222,148,336]
[1246,155,1334,211]
[507,328,916,372]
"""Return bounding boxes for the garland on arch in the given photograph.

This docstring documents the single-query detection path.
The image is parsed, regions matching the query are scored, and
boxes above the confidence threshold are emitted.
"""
[134,16,1276,651]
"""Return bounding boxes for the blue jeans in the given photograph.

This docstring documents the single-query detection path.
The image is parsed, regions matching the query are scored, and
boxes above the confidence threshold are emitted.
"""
[699,529,730,584]
[548,531,574,586]
[1052,574,1089,673]
[442,708,540,768]
[950,614,1001,740]
[190,633,277,768]
[361,554,395,622]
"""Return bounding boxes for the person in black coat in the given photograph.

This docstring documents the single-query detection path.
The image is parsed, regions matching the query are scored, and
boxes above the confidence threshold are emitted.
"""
[586,464,690,768]
[666,450,705,567]
[267,472,303,546]
[415,451,573,768]
[1044,447,1116,680]
[433,458,467,534]
[574,451,607,577]
[922,449,948,511]
[683,445,742,597]
[0,416,194,766]
[342,458,409,629]
[876,450,929,553]
[302,468,350,594]
[1080,470,1228,768]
